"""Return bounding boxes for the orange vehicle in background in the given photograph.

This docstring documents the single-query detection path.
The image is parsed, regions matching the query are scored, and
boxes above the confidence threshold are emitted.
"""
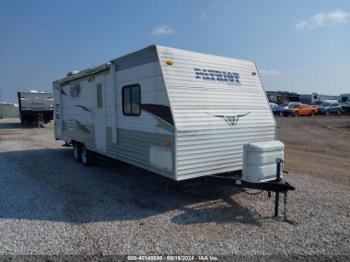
[283,102,319,117]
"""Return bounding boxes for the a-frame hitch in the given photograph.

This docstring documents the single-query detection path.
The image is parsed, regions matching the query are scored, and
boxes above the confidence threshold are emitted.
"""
[204,159,295,221]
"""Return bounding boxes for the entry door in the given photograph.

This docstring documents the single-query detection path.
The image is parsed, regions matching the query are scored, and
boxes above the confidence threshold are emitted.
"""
[94,83,107,152]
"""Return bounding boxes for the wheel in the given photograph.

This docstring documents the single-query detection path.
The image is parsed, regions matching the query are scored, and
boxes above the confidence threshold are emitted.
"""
[294,112,299,117]
[326,110,330,116]
[279,112,283,117]
[73,143,82,162]
[311,111,315,116]
[81,145,96,166]
[337,110,341,116]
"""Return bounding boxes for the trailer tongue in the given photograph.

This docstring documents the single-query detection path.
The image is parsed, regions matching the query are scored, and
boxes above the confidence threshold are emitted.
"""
[205,160,295,221]
[212,140,295,220]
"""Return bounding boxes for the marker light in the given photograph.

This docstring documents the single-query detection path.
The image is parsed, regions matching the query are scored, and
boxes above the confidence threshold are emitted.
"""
[252,71,257,76]
[164,139,172,146]
[166,59,173,65]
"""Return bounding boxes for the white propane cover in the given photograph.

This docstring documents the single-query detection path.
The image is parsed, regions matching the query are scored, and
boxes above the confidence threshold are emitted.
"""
[242,140,284,183]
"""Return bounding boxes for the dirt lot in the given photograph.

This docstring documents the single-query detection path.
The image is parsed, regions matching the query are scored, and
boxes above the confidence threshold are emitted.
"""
[276,116,350,186]
[0,117,349,257]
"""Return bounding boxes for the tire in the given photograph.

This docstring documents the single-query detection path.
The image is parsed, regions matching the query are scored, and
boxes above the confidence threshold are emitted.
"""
[337,110,341,116]
[311,111,315,116]
[326,110,330,116]
[294,112,299,117]
[81,145,96,166]
[279,112,283,117]
[73,143,82,162]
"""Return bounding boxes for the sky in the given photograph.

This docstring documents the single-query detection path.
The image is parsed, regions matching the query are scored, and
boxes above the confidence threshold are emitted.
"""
[0,0,349,102]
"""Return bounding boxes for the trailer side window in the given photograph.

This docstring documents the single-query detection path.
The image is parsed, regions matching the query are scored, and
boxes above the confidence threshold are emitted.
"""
[122,84,141,116]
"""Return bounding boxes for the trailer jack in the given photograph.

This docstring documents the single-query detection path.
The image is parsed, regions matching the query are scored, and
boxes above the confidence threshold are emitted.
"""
[62,142,72,147]
[205,160,295,221]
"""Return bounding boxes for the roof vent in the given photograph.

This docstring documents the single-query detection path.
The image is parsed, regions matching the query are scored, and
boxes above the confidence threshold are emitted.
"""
[66,70,80,76]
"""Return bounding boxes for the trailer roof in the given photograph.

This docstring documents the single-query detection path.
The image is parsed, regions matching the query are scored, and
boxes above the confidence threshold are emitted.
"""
[54,44,254,85]
[18,91,52,94]
[54,63,112,86]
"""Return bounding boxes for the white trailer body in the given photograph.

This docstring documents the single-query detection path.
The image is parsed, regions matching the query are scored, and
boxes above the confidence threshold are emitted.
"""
[53,45,276,181]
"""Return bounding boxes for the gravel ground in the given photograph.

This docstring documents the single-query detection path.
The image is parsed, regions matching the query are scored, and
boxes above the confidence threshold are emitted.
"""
[0,117,349,257]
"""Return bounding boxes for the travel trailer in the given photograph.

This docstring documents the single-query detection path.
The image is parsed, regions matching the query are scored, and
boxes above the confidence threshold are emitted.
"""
[311,92,339,104]
[53,45,296,217]
[17,91,53,124]
[53,45,282,182]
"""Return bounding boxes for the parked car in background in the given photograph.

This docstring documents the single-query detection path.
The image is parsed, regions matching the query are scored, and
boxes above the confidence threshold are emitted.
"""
[269,103,279,115]
[283,102,318,117]
[341,104,350,114]
[318,102,342,115]
[311,100,324,109]
[282,102,301,117]
[271,103,288,116]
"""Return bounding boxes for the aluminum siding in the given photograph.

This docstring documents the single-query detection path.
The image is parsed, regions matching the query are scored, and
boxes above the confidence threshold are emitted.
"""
[157,46,275,180]
[106,127,174,178]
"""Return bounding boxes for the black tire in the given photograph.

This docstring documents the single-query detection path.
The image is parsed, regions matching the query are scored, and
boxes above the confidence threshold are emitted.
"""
[81,145,96,166]
[73,143,82,162]
[279,112,283,117]
[311,111,315,116]
[326,110,330,116]
[337,110,341,116]
[294,112,299,117]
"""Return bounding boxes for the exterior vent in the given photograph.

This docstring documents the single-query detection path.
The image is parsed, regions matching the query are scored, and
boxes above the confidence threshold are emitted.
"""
[66,70,80,76]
